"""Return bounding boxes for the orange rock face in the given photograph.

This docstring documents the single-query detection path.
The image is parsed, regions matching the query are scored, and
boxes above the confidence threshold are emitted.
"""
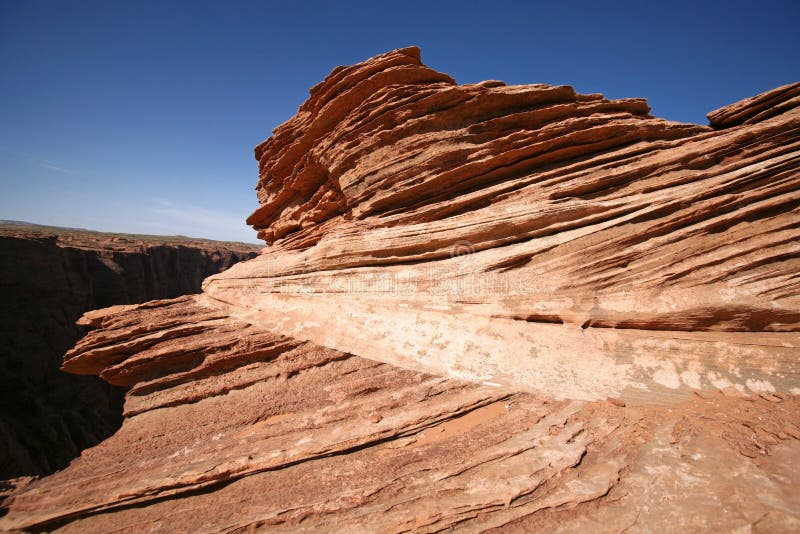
[2,49,799,531]
[227,48,800,402]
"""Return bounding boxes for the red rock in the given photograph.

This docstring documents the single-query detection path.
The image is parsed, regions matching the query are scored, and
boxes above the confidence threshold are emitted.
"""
[211,47,799,403]
[707,81,800,128]
[607,396,626,407]
[2,49,799,531]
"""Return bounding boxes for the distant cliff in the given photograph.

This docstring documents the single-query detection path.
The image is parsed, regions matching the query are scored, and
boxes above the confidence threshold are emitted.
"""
[0,223,260,479]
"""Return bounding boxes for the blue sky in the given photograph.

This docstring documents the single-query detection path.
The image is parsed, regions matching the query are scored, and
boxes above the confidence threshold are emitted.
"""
[1,1,798,243]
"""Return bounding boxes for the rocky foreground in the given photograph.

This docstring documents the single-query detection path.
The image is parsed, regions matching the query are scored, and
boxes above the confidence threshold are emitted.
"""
[0,223,259,479]
[1,48,798,531]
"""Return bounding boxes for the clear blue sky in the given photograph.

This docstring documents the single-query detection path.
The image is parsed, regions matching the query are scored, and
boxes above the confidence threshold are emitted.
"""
[1,1,798,242]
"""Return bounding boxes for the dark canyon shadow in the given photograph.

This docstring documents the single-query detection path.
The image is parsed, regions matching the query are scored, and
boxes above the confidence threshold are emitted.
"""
[0,228,258,480]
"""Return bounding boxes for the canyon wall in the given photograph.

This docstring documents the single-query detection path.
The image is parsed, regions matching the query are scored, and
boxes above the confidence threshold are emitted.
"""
[2,49,798,531]
[0,223,259,479]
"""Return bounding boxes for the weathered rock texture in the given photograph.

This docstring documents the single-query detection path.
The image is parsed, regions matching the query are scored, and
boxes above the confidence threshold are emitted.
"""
[0,223,259,479]
[4,298,800,532]
[2,49,799,531]
[235,48,799,402]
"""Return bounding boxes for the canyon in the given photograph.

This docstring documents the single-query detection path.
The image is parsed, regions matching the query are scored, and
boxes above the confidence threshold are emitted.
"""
[1,48,798,531]
[0,222,259,479]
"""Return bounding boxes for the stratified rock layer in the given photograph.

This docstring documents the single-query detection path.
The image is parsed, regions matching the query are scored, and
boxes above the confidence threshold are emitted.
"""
[2,49,799,531]
[3,297,800,532]
[0,223,259,479]
[234,48,800,402]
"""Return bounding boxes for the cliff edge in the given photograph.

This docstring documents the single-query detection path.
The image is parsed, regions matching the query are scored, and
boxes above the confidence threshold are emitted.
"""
[0,222,259,479]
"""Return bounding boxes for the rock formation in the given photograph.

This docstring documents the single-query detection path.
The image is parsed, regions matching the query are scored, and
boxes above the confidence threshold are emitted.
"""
[0,223,259,479]
[2,48,798,531]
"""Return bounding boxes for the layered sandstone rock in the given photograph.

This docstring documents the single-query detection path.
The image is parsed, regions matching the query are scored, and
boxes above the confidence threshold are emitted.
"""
[0,223,259,479]
[4,297,800,532]
[232,49,800,402]
[2,49,798,531]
